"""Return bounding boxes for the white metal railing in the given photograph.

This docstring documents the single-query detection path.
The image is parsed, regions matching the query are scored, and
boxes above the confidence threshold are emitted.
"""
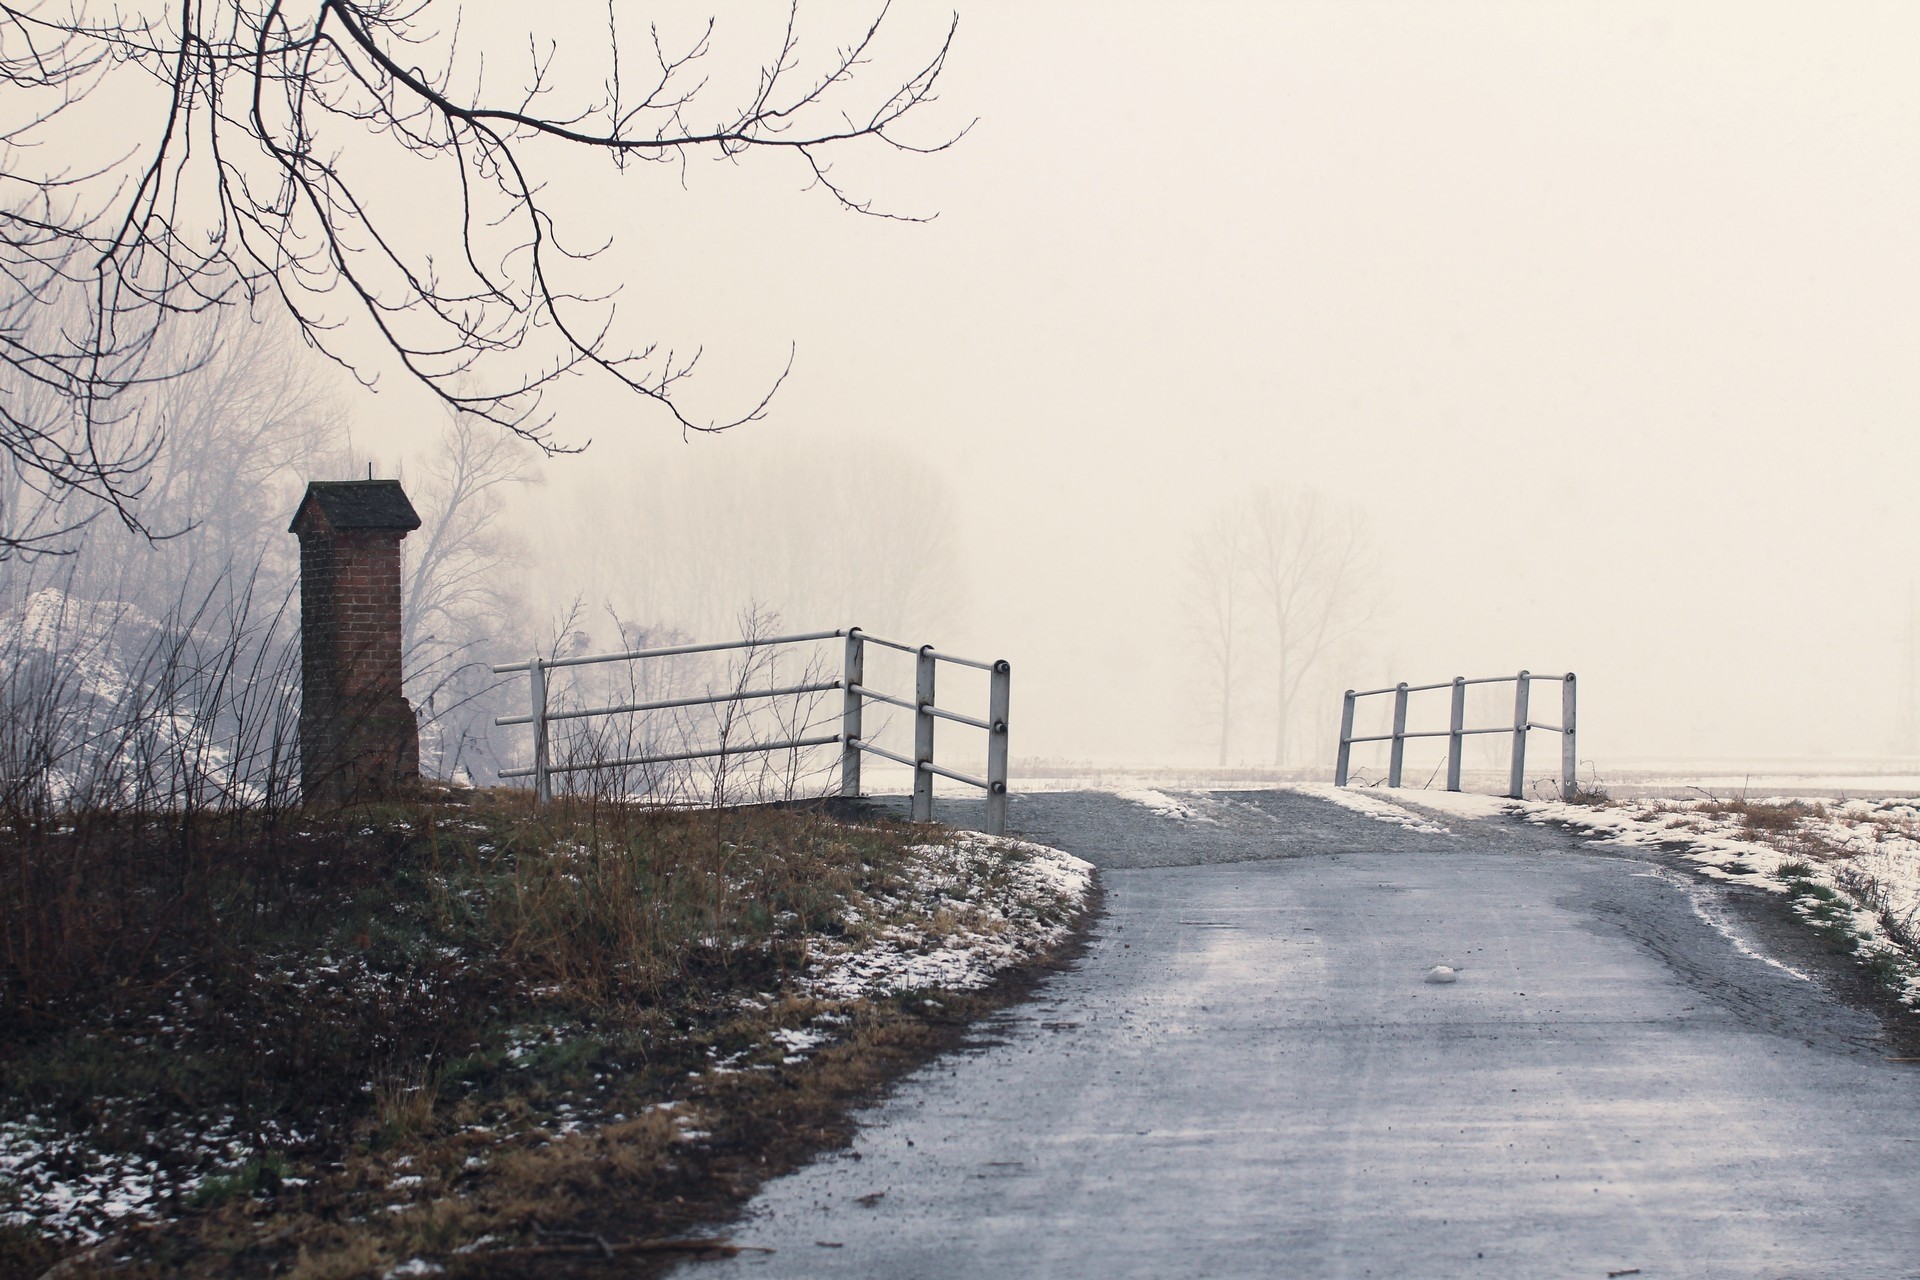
[491,627,1011,834]
[1335,670,1576,800]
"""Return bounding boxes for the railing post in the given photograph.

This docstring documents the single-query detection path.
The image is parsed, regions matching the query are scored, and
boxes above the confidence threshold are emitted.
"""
[1335,690,1356,786]
[1509,671,1530,800]
[1388,682,1409,787]
[840,629,864,799]
[1561,672,1578,799]
[912,646,936,823]
[528,655,551,805]
[986,659,1011,836]
[1447,677,1466,792]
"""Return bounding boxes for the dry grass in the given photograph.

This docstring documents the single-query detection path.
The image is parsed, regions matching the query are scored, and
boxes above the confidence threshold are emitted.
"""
[0,792,1095,1279]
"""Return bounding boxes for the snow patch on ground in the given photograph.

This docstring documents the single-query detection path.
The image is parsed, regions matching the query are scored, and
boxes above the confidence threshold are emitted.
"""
[1111,788,1208,821]
[801,835,1093,1002]
[1518,796,1920,1004]
[1386,790,1520,821]
[1285,783,1451,835]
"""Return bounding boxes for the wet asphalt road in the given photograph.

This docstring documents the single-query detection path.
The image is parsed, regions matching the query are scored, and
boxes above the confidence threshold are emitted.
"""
[680,789,1920,1279]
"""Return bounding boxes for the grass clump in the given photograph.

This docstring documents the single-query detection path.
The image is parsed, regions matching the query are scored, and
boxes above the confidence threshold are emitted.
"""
[1703,797,1819,833]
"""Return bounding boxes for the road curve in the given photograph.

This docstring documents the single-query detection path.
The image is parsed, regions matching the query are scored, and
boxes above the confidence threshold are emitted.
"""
[680,788,1920,1280]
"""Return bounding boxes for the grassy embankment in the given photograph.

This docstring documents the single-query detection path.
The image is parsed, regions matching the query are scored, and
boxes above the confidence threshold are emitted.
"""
[0,792,1091,1279]
[1548,791,1920,1026]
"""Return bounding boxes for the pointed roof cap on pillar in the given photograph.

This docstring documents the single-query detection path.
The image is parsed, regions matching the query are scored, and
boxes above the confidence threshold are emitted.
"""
[289,480,422,535]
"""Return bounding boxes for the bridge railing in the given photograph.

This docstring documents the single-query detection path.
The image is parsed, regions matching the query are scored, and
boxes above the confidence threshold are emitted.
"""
[492,627,1011,834]
[1335,670,1576,800]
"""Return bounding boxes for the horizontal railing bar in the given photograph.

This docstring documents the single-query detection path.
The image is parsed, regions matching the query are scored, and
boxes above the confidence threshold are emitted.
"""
[852,685,918,715]
[1526,721,1564,733]
[858,634,925,657]
[1352,672,1572,698]
[500,733,843,778]
[929,704,995,732]
[857,633,1001,673]
[496,680,842,726]
[492,629,846,674]
[923,648,1000,673]
[923,759,990,789]
[853,740,920,770]
[849,684,995,733]
[1343,724,1541,746]
[851,740,988,790]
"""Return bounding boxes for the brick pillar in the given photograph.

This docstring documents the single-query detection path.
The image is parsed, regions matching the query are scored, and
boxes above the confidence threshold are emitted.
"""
[290,480,423,805]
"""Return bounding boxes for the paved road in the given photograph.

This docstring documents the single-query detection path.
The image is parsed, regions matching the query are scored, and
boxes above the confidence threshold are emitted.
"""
[684,789,1920,1279]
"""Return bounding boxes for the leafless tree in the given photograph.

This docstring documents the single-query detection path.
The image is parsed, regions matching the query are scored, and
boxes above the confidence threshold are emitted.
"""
[402,412,532,676]
[1184,487,1382,769]
[1183,507,1250,767]
[398,411,535,779]
[534,436,963,645]
[0,2,964,554]
[1244,487,1379,768]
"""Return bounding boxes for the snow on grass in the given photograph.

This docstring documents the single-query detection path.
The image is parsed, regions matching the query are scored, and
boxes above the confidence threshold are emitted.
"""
[1284,783,1451,835]
[1516,795,1920,1006]
[1111,789,1209,822]
[801,834,1093,1002]
[1,828,1094,1248]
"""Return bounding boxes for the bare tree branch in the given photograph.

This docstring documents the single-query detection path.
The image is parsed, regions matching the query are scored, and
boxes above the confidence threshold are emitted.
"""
[0,1,965,554]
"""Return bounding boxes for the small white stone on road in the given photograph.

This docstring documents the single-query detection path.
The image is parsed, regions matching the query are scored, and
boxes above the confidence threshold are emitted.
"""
[1425,965,1458,983]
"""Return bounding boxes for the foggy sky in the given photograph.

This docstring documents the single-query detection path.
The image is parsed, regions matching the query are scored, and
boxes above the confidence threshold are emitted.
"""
[352,3,1920,771]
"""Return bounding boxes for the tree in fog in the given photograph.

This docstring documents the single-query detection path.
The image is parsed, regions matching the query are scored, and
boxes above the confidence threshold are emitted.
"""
[534,437,964,645]
[400,414,537,780]
[1245,488,1379,767]
[3,306,346,600]
[1184,508,1250,766]
[0,3,964,553]
[1184,488,1381,768]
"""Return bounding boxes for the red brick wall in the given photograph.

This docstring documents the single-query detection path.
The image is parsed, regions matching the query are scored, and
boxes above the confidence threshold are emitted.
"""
[297,525,420,804]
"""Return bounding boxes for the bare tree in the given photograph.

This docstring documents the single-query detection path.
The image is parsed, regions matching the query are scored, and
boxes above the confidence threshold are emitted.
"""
[532,436,964,645]
[402,413,532,674]
[1183,488,1382,769]
[1183,507,1250,767]
[0,3,964,553]
[1244,487,1379,768]
[398,411,536,778]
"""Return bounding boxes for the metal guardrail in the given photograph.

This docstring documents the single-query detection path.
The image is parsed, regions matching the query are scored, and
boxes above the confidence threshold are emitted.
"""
[491,627,1011,834]
[1335,670,1576,800]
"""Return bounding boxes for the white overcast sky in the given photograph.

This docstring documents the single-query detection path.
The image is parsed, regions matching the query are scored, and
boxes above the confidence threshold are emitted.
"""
[350,2,1920,771]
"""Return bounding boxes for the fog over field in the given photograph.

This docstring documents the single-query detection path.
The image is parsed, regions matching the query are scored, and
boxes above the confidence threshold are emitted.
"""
[18,2,1920,778]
